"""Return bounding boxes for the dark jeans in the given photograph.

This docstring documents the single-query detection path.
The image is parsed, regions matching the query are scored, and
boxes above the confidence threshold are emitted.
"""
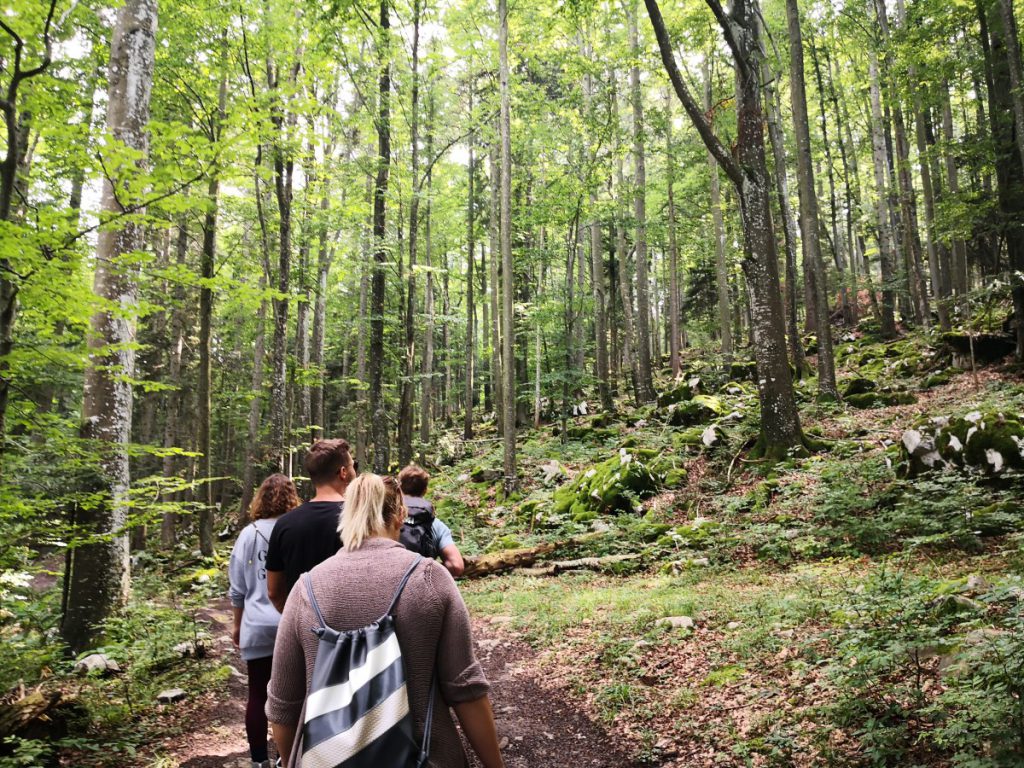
[246,655,273,762]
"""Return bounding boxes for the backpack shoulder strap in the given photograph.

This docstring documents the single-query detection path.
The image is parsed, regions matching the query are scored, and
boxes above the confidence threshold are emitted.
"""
[303,572,327,631]
[384,555,424,617]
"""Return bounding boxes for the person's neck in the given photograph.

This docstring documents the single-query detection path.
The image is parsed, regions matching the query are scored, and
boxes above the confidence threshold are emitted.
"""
[310,483,346,502]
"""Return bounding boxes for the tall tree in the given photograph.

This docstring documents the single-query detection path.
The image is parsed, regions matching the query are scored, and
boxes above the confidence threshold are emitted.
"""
[645,0,806,459]
[628,1,655,401]
[499,0,516,491]
[785,0,838,400]
[63,0,158,653]
[369,0,392,472]
[703,62,732,362]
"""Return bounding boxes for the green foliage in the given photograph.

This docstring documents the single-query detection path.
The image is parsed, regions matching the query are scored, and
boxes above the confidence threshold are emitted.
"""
[819,570,1024,767]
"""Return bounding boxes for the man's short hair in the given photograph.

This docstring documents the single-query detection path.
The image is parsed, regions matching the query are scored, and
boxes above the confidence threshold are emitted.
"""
[304,439,352,486]
[398,464,430,497]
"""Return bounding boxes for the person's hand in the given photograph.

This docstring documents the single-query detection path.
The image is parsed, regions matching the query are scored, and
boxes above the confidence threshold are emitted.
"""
[231,625,240,648]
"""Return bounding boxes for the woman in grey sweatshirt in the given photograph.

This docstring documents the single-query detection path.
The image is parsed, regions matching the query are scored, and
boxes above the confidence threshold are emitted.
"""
[229,473,301,768]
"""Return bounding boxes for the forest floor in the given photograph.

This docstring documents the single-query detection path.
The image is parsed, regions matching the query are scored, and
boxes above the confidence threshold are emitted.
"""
[149,598,643,768]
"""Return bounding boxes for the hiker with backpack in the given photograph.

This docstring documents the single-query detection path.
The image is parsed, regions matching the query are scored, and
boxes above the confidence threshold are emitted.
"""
[228,473,301,768]
[266,438,357,613]
[266,473,505,768]
[397,464,465,578]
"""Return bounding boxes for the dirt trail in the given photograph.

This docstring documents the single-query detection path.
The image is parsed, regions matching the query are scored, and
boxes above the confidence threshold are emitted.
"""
[157,599,643,768]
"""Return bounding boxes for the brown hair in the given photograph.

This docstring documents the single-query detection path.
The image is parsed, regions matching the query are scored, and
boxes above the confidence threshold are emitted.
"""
[304,438,352,485]
[339,474,406,550]
[250,473,300,521]
[397,464,430,497]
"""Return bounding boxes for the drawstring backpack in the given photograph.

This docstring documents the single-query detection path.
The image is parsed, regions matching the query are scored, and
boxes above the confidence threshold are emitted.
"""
[300,556,436,768]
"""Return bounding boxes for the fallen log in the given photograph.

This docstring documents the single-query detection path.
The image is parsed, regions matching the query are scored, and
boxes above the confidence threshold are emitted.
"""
[461,531,615,579]
[0,689,62,740]
[516,553,641,577]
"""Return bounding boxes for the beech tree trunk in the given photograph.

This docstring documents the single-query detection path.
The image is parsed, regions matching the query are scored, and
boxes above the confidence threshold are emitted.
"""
[369,0,392,472]
[488,142,504,435]
[763,59,808,377]
[63,0,157,654]
[464,104,476,441]
[785,0,838,400]
[703,64,732,362]
[868,46,899,338]
[628,2,655,401]
[645,0,805,459]
[398,0,422,466]
[499,0,517,492]
[665,90,682,378]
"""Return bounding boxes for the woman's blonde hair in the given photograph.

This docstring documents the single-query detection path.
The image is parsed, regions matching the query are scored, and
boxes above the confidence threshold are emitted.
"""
[339,474,405,550]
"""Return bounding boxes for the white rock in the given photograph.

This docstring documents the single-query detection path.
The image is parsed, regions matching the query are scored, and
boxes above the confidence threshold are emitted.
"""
[966,575,991,593]
[902,429,922,454]
[156,688,186,703]
[986,449,1004,473]
[948,435,963,452]
[726,621,742,630]
[701,426,718,447]
[656,616,695,630]
[74,653,121,676]
[965,411,983,423]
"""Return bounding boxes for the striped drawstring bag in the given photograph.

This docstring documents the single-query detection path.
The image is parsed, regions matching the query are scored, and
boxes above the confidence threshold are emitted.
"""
[300,556,435,768]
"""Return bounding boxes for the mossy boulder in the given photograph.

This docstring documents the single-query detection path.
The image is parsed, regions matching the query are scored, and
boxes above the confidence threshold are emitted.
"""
[899,411,1024,477]
[565,425,616,441]
[728,361,758,382]
[657,376,702,407]
[667,394,724,426]
[551,448,662,519]
[970,501,1021,536]
[842,377,877,397]
[672,427,706,449]
[846,391,917,409]
[921,369,955,389]
[470,466,503,483]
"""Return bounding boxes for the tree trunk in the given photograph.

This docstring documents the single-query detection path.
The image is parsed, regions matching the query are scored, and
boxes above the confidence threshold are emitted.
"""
[161,218,190,547]
[941,81,970,309]
[785,0,838,400]
[867,46,899,338]
[499,0,517,492]
[665,90,682,378]
[463,84,476,441]
[398,0,422,466]
[369,0,392,472]
[488,140,504,435]
[703,63,733,362]
[763,59,808,377]
[63,0,157,654]
[419,89,436,462]
[985,0,1024,359]
[645,0,805,459]
[628,2,655,401]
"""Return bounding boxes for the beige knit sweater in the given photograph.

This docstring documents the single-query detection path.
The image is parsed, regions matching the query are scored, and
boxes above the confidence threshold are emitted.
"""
[266,537,490,768]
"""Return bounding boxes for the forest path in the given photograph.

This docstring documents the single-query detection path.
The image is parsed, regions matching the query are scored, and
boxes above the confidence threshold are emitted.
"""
[158,596,642,768]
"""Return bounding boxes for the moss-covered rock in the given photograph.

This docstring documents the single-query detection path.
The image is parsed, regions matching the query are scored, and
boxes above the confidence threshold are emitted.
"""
[666,394,724,426]
[846,391,917,409]
[729,361,758,382]
[551,448,662,518]
[842,377,877,397]
[565,425,616,441]
[921,369,954,389]
[657,377,702,407]
[899,411,1024,477]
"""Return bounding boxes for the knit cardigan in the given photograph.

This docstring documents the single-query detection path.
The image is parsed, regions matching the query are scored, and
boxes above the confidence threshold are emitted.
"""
[266,537,490,768]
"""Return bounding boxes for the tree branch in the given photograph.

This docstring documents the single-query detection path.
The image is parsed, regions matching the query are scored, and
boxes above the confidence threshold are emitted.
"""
[643,0,743,187]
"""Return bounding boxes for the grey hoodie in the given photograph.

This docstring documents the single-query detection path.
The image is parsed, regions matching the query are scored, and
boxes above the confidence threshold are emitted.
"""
[228,517,281,661]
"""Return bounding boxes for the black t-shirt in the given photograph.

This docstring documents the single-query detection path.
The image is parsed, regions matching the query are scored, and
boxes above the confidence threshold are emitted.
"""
[265,500,344,597]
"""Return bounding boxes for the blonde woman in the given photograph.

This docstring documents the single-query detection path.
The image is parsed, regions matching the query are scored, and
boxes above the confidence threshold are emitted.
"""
[229,473,301,768]
[267,474,505,768]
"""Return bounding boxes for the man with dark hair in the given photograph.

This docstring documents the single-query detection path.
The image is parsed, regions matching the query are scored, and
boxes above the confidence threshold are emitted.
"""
[265,439,356,612]
[397,464,465,577]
